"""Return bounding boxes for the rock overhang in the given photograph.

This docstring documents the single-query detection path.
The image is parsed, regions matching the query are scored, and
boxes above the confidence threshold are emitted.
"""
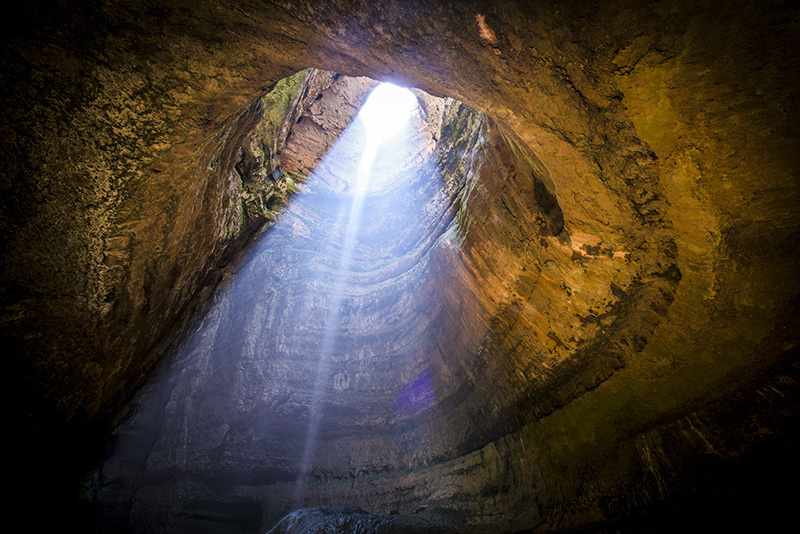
[1,1,798,532]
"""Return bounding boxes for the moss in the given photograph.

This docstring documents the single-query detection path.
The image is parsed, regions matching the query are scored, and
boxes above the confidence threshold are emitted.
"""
[453,200,472,247]
[232,71,310,226]
[256,70,309,152]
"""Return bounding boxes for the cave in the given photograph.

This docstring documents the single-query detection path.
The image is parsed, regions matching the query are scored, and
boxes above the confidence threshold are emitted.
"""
[2,1,799,533]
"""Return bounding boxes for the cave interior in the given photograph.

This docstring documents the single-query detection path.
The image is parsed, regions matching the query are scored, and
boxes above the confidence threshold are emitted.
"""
[2,1,799,533]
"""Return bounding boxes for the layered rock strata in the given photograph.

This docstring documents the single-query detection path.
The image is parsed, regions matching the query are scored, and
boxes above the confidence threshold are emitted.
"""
[1,0,798,532]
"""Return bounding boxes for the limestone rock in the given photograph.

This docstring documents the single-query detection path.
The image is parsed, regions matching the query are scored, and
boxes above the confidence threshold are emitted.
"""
[267,506,455,534]
[1,0,798,532]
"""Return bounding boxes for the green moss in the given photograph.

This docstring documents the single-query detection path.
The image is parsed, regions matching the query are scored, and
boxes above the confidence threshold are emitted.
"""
[453,200,472,247]
[256,69,309,157]
[234,71,310,225]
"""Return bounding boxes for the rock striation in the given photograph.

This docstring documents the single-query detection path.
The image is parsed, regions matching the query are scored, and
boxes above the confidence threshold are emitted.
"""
[266,505,456,534]
[1,0,798,532]
[94,73,501,532]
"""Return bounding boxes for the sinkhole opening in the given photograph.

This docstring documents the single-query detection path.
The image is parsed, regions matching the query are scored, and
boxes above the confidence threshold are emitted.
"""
[93,68,566,534]
[357,82,418,146]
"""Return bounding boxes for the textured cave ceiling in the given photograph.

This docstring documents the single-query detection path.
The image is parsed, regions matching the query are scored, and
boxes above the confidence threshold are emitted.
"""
[1,0,799,533]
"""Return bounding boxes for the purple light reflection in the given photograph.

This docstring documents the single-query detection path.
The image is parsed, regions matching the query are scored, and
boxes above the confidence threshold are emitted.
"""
[396,369,435,415]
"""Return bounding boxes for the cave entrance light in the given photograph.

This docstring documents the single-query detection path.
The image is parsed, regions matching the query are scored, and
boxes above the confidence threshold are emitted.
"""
[354,82,419,194]
[357,82,418,147]
[95,72,455,527]
[294,80,423,504]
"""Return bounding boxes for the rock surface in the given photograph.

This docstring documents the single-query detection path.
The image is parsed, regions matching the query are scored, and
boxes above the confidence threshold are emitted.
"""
[1,0,798,532]
[93,75,498,532]
[266,506,455,534]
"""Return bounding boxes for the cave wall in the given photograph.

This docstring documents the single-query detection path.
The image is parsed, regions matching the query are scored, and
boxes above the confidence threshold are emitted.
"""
[1,0,798,531]
[94,74,463,531]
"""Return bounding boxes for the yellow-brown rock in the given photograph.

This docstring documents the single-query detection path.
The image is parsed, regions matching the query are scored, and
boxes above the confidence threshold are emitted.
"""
[1,0,797,532]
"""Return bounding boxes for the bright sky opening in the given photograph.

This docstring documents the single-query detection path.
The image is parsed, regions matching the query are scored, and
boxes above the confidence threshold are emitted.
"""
[357,83,418,146]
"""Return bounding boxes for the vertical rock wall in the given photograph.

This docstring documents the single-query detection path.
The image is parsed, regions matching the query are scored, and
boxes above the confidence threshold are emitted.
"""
[1,0,798,531]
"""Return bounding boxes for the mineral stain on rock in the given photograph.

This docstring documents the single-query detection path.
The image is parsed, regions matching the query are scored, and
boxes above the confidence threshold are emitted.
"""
[2,1,799,533]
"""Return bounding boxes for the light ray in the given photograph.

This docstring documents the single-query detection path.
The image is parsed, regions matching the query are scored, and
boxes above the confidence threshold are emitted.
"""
[292,82,420,504]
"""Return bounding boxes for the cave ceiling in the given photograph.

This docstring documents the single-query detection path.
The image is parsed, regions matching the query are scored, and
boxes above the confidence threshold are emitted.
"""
[1,0,798,532]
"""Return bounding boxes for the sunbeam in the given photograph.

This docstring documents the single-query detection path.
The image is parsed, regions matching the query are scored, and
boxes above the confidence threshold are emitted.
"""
[358,83,418,147]
[292,82,422,503]
[95,75,465,529]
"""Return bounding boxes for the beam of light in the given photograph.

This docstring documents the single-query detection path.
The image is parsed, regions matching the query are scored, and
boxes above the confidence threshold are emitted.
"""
[98,79,454,521]
[293,82,419,504]
[357,83,418,148]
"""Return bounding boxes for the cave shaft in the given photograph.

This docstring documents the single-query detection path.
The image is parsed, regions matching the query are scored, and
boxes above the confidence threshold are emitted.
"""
[2,1,798,532]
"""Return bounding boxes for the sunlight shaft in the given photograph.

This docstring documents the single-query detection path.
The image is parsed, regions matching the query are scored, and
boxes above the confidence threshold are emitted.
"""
[293,82,419,504]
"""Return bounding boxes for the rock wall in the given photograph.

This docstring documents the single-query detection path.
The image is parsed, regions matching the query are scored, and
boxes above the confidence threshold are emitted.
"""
[1,0,798,531]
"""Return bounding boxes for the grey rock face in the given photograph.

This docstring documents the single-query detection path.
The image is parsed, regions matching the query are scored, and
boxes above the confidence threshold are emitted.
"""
[5,2,798,532]
[266,506,455,534]
[95,77,526,532]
